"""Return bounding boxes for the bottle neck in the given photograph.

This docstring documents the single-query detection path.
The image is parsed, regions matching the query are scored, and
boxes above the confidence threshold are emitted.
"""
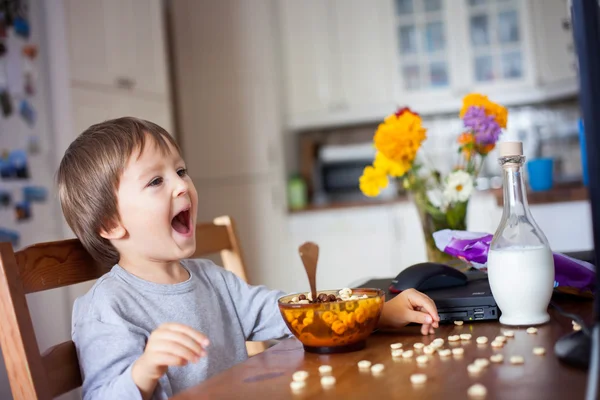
[500,156,530,218]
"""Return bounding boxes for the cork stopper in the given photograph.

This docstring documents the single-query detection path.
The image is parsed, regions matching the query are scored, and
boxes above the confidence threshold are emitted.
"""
[498,141,523,157]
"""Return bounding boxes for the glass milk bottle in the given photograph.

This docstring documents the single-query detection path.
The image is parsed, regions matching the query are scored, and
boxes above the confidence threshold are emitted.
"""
[488,142,555,326]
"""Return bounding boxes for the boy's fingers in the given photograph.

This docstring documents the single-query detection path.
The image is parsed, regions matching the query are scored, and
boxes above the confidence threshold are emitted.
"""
[421,324,431,335]
[407,291,440,322]
[153,342,201,363]
[154,330,205,357]
[162,323,210,347]
[405,309,433,325]
[153,352,189,367]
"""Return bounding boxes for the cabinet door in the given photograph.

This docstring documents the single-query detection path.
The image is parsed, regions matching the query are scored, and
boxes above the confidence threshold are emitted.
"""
[278,0,338,118]
[388,0,459,113]
[70,87,125,135]
[66,0,168,96]
[530,0,577,87]
[65,0,115,87]
[461,0,536,94]
[70,87,172,136]
[331,0,395,108]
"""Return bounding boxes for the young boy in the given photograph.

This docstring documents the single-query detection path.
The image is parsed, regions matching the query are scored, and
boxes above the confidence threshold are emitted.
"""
[58,117,440,400]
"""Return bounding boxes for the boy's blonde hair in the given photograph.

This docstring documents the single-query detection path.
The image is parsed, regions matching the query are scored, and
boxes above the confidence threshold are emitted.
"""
[57,117,181,267]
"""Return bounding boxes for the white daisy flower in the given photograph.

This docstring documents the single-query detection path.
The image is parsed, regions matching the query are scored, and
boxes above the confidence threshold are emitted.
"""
[443,170,473,203]
[426,188,448,212]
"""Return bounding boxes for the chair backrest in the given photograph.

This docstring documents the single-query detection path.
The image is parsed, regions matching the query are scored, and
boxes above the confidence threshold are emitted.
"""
[0,215,264,400]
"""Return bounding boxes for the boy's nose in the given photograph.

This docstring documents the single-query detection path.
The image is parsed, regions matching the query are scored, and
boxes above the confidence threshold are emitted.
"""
[173,178,189,198]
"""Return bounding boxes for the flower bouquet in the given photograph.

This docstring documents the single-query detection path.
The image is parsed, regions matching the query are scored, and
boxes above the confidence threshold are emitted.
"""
[359,94,507,264]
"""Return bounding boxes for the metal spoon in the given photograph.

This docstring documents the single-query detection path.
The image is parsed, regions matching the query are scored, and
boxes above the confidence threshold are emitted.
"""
[299,242,319,302]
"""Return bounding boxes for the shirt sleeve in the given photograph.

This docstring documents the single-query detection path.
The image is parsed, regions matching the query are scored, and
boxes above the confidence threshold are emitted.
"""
[73,317,168,400]
[217,267,292,342]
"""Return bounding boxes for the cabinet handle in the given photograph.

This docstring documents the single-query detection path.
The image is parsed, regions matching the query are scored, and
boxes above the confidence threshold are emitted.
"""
[115,77,136,90]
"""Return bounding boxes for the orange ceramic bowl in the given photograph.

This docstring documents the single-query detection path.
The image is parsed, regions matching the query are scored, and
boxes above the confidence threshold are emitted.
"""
[278,288,385,354]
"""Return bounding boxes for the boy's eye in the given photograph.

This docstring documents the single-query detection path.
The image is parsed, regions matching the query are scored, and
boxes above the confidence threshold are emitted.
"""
[148,177,163,187]
[177,168,188,177]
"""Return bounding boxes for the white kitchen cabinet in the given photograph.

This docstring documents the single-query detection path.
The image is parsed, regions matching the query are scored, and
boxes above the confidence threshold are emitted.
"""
[171,0,282,179]
[70,86,173,135]
[288,206,401,291]
[65,0,169,96]
[278,0,578,130]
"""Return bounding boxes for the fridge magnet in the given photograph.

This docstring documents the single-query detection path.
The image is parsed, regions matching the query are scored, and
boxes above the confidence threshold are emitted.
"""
[21,43,37,59]
[22,185,46,202]
[0,88,12,117]
[0,188,10,206]
[0,12,6,38]
[13,17,29,39]
[0,228,20,247]
[27,135,39,154]
[15,199,31,221]
[24,70,34,95]
[0,149,29,179]
[19,99,35,127]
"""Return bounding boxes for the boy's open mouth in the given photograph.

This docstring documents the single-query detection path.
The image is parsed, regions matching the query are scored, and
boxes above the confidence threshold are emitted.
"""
[171,208,191,234]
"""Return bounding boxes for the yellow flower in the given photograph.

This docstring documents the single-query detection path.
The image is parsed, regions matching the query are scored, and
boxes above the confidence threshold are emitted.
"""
[359,166,388,197]
[460,93,508,129]
[374,152,411,177]
[373,109,426,165]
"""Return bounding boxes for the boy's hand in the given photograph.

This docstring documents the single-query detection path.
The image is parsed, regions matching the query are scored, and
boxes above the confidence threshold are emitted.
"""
[132,323,209,398]
[378,289,440,335]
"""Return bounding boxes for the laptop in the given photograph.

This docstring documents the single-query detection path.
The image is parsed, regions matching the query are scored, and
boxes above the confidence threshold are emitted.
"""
[358,272,500,323]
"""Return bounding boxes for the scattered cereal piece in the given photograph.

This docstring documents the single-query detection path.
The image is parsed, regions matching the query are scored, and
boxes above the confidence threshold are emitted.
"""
[474,358,490,368]
[292,371,309,382]
[526,327,538,334]
[476,336,488,344]
[371,363,385,375]
[448,335,460,342]
[490,354,504,363]
[495,336,507,343]
[467,363,482,374]
[416,355,429,364]
[430,342,442,350]
[290,380,305,392]
[433,338,445,346]
[454,320,464,326]
[452,348,464,356]
[460,333,472,341]
[298,299,310,304]
[319,365,332,375]
[320,375,336,388]
[573,323,582,331]
[503,330,515,338]
[510,356,525,365]
[390,343,403,350]
[413,342,425,350]
[391,349,403,358]
[402,350,414,358]
[358,360,372,370]
[533,347,546,356]
[491,341,504,349]
[410,373,427,385]
[439,349,452,357]
[468,383,487,398]
[423,346,436,355]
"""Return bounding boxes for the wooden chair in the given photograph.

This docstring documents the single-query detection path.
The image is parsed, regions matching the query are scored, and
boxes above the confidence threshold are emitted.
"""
[0,215,268,400]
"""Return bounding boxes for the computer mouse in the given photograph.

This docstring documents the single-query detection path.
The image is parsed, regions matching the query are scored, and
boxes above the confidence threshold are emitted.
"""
[389,262,468,293]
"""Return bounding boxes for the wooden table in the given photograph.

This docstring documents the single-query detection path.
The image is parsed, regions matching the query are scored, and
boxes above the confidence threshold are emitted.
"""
[172,297,593,400]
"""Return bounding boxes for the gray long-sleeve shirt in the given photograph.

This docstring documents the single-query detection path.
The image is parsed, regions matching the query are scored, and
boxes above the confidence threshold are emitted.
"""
[72,259,291,399]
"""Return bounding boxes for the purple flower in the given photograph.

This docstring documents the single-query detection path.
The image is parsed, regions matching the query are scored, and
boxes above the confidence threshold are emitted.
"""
[462,106,501,145]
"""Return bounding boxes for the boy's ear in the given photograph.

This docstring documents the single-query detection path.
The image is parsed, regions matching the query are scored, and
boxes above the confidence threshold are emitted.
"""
[99,221,127,240]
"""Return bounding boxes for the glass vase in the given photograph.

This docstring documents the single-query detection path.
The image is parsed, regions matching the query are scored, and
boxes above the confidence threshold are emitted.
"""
[412,192,469,268]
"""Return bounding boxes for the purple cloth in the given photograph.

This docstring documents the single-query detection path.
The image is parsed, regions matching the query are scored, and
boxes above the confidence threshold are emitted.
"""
[445,234,494,264]
[462,106,501,145]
